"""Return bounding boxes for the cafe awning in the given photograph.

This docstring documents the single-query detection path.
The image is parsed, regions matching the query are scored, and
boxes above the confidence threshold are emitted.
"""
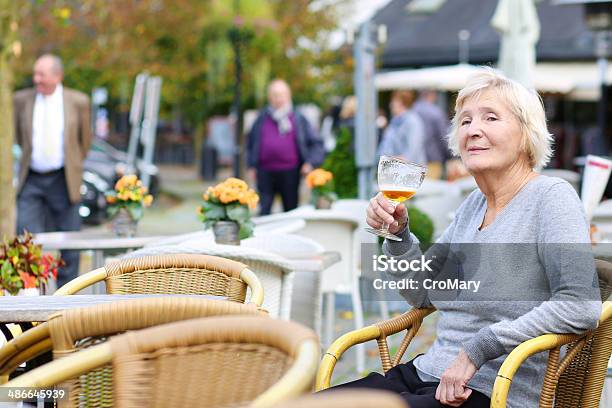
[375,62,612,100]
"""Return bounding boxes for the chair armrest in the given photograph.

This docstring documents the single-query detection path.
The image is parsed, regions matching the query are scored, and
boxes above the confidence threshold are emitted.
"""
[0,324,51,381]
[1,342,112,388]
[315,307,434,391]
[240,268,264,307]
[254,339,320,407]
[491,301,612,408]
[54,267,107,295]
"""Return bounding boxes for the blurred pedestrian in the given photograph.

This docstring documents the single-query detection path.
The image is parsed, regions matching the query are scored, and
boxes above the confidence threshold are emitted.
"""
[378,90,427,165]
[413,89,450,178]
[247,79,324,215]
[14,54,92,288]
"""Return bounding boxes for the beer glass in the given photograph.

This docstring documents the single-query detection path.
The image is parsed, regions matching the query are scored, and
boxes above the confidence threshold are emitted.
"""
[366,156,427,241]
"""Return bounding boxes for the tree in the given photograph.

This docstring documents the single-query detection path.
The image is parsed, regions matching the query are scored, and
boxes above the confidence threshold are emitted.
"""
[0,0,18,237]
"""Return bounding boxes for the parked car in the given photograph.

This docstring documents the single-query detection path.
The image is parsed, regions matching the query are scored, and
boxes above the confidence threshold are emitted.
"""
[80,139,160,225]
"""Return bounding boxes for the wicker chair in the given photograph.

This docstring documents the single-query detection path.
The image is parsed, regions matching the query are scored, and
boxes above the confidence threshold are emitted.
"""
[272,390,408,408]
[55,254,264,307]
[123,244,292,318]
[316,259,612,408]
[0,297,265,405]
[2,316,320,408]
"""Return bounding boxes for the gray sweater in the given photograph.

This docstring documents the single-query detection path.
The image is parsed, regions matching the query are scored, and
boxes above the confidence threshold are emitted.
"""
[383,175,601,408]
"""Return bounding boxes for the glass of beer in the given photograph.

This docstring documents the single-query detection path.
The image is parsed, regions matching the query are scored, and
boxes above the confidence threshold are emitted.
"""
[366,155,427,241]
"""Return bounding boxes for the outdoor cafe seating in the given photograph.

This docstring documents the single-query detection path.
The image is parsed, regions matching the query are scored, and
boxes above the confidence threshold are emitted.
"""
[316,259,612,408]
[0,297,265,403]
[2,316,320,407]
[54,254,264,307]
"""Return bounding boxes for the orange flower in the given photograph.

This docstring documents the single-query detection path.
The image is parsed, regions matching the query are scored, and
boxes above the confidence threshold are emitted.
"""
[306,169,333,188]
[203,178,259,208]
[106,195,117,204]
[19,271,37,289]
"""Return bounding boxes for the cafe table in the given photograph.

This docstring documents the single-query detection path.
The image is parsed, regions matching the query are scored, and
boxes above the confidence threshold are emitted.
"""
[34,231,171,269]
[0,294,226,343]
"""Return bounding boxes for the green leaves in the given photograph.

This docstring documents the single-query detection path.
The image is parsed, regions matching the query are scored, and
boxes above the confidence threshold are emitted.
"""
[201,200,226,221]
[107,202,144,221]
[226,202,249,223]
[322,126,358,199]
[107,205,120,218]
[126,201,144,221]
[408,206,434,247]
[239,220,254,240]
[199,199,254,240]
[0,231,62,294]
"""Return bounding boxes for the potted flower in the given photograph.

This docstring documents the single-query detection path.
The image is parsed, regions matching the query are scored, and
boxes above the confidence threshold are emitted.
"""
[198,178,259,245]
[0,232,64,296]
[306,168,337,209]
[105,175,153,237]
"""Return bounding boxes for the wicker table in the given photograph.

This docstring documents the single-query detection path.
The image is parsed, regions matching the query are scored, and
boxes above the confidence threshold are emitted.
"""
[0,294,226,323]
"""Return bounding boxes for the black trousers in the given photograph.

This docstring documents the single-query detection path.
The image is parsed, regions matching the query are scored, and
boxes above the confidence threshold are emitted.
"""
[17,169,81,288]
[256,167,300,215]
[324,359,490,408]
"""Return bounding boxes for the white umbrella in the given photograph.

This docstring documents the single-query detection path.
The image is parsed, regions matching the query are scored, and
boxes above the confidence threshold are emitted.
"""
[490,0,540,88]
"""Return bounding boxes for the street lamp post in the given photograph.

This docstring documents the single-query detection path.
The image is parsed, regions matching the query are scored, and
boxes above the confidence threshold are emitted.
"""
[353,21,386,200]
[228,0,253,179]
[229,23,243,178]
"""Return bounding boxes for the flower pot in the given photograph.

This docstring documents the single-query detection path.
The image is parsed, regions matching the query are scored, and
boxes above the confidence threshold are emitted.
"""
[112,208,139,237]
[315,196,333,210]
[213,221,240,245]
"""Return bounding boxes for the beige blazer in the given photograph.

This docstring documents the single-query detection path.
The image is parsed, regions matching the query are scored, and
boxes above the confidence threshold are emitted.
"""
[14,87,92,204]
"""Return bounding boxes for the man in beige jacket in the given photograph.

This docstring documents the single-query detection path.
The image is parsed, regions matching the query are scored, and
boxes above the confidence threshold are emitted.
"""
[14,54,91,287]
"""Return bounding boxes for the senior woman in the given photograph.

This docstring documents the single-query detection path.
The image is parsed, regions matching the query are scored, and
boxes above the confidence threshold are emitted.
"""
[330,69,602,408]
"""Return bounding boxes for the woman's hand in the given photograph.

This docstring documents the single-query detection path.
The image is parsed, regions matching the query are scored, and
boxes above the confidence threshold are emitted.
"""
[366,193,408,235]
[435,350,477,407]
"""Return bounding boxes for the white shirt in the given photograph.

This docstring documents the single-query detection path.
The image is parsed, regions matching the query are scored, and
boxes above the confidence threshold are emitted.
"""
[30,84,64,172]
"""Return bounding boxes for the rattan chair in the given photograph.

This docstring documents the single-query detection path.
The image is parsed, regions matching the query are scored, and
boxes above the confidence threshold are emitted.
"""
[272,389,408,408]
[2,316,320,408]
[0,297,265,405]
[316,259,612,408]
[55,254,264,307]
[123,244,292,318]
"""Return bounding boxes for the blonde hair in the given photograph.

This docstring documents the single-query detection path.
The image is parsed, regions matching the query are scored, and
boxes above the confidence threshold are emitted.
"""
[447,67,553,169]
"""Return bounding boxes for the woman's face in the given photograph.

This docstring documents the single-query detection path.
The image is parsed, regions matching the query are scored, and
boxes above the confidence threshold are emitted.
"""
[457,89,529,175]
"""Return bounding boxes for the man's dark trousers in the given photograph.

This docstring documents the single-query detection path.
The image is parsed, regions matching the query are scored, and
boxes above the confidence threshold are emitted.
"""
[17,168,81,288]
[257,167,300,215]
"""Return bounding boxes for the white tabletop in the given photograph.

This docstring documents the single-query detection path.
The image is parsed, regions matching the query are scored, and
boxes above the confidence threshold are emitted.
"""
[34,231,171,251]
[0,294,226,322]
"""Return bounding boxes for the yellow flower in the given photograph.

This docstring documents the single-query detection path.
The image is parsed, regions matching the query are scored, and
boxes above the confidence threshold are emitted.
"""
[143,195,153,207]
